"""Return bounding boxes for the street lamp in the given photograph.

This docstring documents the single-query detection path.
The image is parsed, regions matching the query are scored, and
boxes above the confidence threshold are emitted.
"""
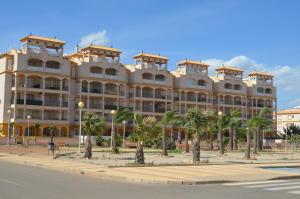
[110,110,117,150]
[7,110,11,146]
[122,120,126,148]
[78,101,85,153]
[217,111,223,155]
[26,115,31,146]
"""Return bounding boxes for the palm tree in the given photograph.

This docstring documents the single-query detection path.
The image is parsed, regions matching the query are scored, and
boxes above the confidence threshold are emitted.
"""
[49,125,58,143]
[255,107,272,152]
[112,107,133,153]
[34,123,41,137]
[217,112,228,155]
[159,111,181,156]
[227,109,241,151]
[185,109,207,162]
[83,112,106,159]
[206,111,218,151]
[245,126,251,159]
[133,113,159,164]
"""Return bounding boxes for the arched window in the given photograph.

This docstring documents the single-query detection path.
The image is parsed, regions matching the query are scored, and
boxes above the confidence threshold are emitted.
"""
[265,88,272,94]
[90,66,103,74]
[45,61,60,69]
[27,76,42,88]
[257,87,264,93]
[224,83,233,89]
[105,68,117,76]
[188,79,197,85]
[105,83,118,95]
[233,84,242,90]
[90,81,102,94]
[197,79,207,86]
[45,77,60,90]
[28,58,43,67]
[155,74,165,81]
[142,73,153,80]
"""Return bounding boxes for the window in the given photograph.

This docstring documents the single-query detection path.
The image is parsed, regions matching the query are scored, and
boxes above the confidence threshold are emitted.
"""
[105,68,117,76]
[257,87,264,93]
[142,73,153,80]
[28,58,43,67]
[45,61,60,69]
[265,88,272,94]
[197,80,206,86]
[233,84,242,90]
[90,66,103,74]
[155,74,165,81]
[188,79,197,85]
[224,83,233,89]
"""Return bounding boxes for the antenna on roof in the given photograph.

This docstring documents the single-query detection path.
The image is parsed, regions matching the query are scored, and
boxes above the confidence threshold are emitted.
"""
[142,50,144,54]
[90,42,93,46]
[54,36,56,39]
[29,32,32,36]
[185,58,188,61]
[76,45,79,52]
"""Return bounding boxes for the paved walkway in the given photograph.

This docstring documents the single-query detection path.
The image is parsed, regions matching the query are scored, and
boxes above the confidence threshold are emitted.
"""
[1,151,299,184]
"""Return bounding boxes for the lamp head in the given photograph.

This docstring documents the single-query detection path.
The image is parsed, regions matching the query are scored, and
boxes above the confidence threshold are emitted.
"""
[78,101,85,108]
[218,111,223,116]
[7,109,11,115]
[27,115,31,120]
[122,120,126,124]
[111,110,117,115]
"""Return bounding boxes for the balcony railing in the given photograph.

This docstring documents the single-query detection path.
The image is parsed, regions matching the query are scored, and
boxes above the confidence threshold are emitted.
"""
[90,88,103,94]
[45,85,60,90]
[44,101,60,107]
[62,102,68,107]
[142,92,153,98]
[142,106,153,112]
[155,95,166,99]
[89,103,102,109]
[105,90,118,95]
[16,99,24,104]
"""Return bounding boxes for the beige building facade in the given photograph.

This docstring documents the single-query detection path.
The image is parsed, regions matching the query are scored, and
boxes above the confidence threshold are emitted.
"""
[0,35,277,137]
[277,107,300,134]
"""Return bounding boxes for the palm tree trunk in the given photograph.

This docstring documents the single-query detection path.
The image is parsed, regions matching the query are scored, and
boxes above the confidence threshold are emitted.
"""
[245,128,251,159]
[185,131,189,153]
[258,128,263,151]
[253,128,258,154]
[84,135,92,159]
[162,125,168,156]
[229,128,233,151]
[233,127,238,150]
[192,133,200,163]
[135,141,144,164]
[209,133,214,150]
[218,129,224,155]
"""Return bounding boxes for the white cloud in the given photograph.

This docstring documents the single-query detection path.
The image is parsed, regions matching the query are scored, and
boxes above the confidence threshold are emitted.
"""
[79,30,109,46]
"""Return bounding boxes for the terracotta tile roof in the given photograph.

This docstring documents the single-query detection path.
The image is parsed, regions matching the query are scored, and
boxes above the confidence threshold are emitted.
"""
[277,108,300,115]
[20,35,66,44]
[216,66,243,72]
[133,52,168,60]
[178,59,209,67]
[249,71,274,77]
[80,45,121,53]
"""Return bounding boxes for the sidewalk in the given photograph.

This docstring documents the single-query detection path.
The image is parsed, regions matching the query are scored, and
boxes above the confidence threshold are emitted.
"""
[1,150,300,184]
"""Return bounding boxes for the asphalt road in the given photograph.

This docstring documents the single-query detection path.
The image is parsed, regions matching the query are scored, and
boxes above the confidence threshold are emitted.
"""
[0,160,300,199]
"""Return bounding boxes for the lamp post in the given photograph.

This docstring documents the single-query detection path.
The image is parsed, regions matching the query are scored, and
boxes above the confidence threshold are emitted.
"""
[110,110,117,150]
[122,120,126,148]
[78,101,85,153]
[26,115,31,146]
[218,111,223,155]
[7,110,11,146]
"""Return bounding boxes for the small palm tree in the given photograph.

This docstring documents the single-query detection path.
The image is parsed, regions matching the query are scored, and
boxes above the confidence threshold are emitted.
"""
[227,109,241,151]
[112,107,133,153]
[83,112,106,159]
[185,109,207,163]
[217,112,229,155]
[133,113,159,164]
[49,125,58,143]
[159,111,181,156]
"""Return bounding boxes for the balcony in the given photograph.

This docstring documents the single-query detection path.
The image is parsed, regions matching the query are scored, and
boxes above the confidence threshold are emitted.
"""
[82,87,88,92]
[198,98,207,103]
[142,92,153,98]
[155,108,165,113]
[89,103,102,109]
[28,66,44,72]
[105,90,118,95]
[45,85,60,90]
[90,88,103,94]
[142,106,153,112]
[155,94,166,99]
[104,104,118,110]
[44,101,60,107]
[26,99,43,106]
[62,102,68,107]
[16,99,24,104]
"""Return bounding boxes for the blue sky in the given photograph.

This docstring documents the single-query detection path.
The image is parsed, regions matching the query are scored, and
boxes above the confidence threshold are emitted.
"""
[1,0,300,110]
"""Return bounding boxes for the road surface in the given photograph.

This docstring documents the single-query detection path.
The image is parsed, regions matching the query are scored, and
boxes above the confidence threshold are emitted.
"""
[0,160,299,199]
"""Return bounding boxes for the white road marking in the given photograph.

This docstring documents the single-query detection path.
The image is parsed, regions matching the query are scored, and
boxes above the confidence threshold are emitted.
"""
[245,182,300,188]
[0,178,20,186]
[265,185,300,191]
[223,180,287,186]
[288,190,300,194]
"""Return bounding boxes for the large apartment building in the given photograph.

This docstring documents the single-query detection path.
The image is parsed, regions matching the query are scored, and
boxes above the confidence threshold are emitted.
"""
[0,35,277,137]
